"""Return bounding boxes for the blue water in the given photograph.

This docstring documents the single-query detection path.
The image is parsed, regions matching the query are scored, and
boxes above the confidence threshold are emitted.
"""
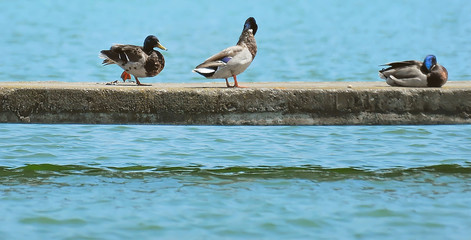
[2,0,471,239]
[1,125,470,239]
[1,0,471,84]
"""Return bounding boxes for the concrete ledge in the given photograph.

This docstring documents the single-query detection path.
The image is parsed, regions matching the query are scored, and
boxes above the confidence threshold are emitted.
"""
[1,81,470,125]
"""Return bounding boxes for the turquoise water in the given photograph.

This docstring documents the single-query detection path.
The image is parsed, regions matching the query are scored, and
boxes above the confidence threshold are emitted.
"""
[2,0,471,239]
[1,0,471,83]
[1,125,471,239]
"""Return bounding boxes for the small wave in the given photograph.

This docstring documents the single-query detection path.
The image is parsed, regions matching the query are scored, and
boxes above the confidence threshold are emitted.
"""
[20,216,86,225]
[0,164,470,181]
[22,153,57,159]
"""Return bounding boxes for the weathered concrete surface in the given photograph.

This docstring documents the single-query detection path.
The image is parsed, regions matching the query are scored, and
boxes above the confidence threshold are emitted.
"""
[0,81,470,125]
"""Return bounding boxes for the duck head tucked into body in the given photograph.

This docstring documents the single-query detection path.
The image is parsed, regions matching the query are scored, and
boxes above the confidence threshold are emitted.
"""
[193,17,258,88]
[379,55,448,87]
[100,35,167,86]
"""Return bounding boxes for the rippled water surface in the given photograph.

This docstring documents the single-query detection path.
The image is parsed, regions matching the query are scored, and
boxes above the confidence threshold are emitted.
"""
[2,0,471,239]
[1,125,471,239]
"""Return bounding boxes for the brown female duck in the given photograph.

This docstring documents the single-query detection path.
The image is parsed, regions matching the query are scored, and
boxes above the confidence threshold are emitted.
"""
[100,35,167,86]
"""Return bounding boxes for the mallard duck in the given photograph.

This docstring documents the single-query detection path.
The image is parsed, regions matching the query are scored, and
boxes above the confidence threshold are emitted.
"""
[193,17,258,88]
[100,35,167,86]
[379,55,448,87]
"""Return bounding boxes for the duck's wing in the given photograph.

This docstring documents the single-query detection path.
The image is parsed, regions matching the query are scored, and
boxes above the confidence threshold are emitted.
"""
[100,44,145,65]
[379,60,428,87]
[380,60,422,69]
[385,75,428,87]
[379,60,424,78]
[195,45,244,69]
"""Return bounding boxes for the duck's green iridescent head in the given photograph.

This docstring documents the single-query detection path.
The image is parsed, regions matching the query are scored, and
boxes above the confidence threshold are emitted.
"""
[424,55,437,71]
[144,35,167,51]
[243,17,258,36]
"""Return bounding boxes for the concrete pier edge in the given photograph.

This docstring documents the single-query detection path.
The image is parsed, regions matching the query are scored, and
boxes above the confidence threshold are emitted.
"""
[1,81,470,125]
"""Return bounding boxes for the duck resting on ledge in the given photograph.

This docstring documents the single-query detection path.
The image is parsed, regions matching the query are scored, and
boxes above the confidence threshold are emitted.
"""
[193,17,258,88]
[379,55,448,87]
[100,35,167,86]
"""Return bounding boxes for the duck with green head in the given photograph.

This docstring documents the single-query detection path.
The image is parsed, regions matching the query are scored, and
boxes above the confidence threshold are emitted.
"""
[193,17,258,88]
[379,55,448,87]
[100,35,167,86]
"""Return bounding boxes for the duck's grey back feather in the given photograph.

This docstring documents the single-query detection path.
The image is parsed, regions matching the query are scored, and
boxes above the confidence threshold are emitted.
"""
[379,60,428,87]
[380,60,422,69]
[379,60,425,79]
[195,46,244,69]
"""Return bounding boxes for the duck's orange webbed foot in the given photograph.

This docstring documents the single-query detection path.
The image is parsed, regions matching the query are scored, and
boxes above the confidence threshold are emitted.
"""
[232,75,247,88]
[134,76,150,86]
[120,71,131,82]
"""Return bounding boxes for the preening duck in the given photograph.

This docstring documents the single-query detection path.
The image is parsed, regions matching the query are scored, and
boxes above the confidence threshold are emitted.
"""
[379,55,448,87]
[100,35,167,86]
[193,17,258,88]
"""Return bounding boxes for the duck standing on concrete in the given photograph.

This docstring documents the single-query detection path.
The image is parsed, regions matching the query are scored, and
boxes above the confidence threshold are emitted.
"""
[100,35,167,86]
[379,55,448,87]
[193,17,258,88]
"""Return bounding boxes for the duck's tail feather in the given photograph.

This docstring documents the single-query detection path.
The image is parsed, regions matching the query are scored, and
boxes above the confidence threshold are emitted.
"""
[378,71,387,80]
[193,67,216,78]
[99,52,116,65]
[102,58,116,66]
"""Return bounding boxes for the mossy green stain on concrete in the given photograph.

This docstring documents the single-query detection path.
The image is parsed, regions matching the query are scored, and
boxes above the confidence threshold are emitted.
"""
[1,81,470,125]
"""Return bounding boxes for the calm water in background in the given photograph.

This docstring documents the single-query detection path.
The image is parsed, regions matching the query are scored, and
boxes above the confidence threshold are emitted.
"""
[1,0,471,239]
[2,0,471,83]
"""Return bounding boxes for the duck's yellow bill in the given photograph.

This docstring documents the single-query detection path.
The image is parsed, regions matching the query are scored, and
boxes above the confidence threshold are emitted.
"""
[157,43,167,51]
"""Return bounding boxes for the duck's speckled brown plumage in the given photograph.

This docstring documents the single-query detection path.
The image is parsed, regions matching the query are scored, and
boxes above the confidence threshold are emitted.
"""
[427,64,448,87]
[100,35,166,85]
[143,51,165,77]
[236,24,257,60]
